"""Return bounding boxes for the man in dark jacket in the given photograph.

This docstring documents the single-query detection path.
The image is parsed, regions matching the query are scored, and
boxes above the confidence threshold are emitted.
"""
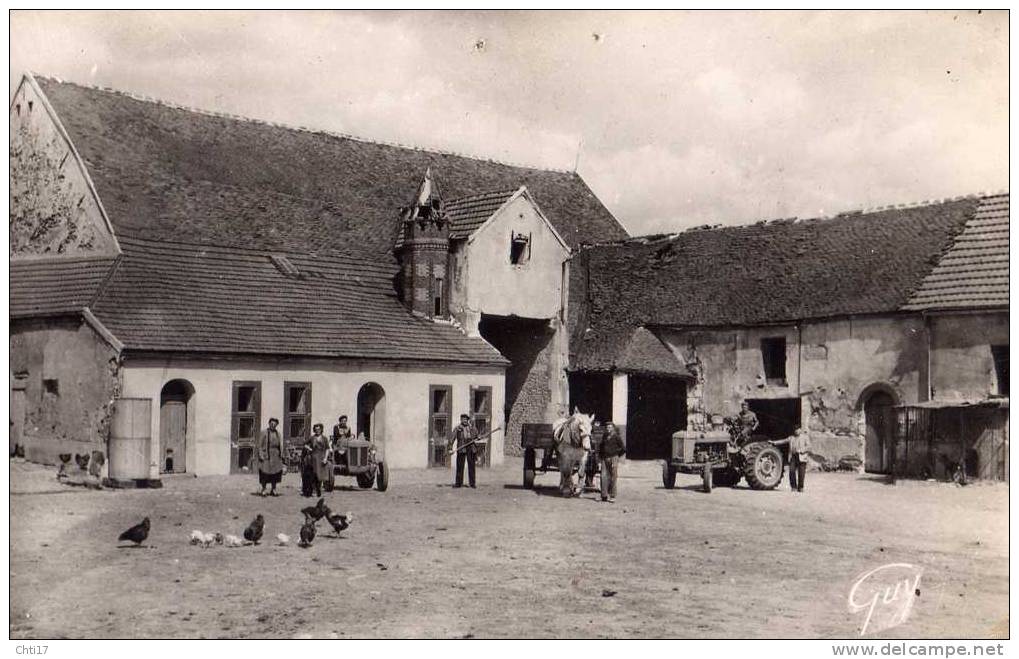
[451,414,480,488]
[599,422,625,502]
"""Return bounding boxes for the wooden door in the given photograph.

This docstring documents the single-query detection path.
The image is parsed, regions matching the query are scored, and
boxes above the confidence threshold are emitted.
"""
[626,375,687,460]
[10,386,26,456]
[160,399,187,473]
[864,392,894,473]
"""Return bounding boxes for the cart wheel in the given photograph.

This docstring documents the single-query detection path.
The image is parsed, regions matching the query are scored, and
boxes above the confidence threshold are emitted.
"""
[523,448,536,489]
[702,465,713,493]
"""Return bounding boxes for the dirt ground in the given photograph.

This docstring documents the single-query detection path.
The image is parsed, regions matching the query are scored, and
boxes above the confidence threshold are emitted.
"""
[8,457,1008,639]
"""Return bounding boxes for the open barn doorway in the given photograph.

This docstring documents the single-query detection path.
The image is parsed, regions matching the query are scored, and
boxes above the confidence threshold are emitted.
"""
[478,314,554,452]
[627,374,687,460]
[745,397,801,441]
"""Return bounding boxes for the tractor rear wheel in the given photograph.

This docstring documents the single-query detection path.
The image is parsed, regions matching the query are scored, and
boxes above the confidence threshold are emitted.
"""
[662,462,677,489]
[743,442,784,490]
[523,448,536,489]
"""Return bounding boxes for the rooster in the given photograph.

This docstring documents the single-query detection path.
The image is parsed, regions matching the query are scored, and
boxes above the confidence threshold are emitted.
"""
[300,498,329,523]
[299,520,316,547]
[326,511,353,536]
[243,514,265,545]
[118,517,150,546]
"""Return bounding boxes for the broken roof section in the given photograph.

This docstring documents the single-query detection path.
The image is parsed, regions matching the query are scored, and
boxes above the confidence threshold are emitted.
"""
[613,327,692,377]
[32,75,627,257]
[571,195,1006,372]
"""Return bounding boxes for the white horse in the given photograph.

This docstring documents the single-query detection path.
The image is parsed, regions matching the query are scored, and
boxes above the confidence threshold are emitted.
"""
[552,409,595,497]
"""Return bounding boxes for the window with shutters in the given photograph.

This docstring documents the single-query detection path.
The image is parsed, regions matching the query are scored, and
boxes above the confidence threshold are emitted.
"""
[284,382,312,454]
[470,385,493,466]
[428,385,452,467]
[231,381,261,473]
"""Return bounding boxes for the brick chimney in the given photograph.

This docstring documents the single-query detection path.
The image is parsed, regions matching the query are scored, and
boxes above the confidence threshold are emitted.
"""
[396,168,449,318]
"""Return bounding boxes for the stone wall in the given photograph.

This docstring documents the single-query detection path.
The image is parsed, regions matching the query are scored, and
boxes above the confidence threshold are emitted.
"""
[10,317,122,466]
[10,76,118,257]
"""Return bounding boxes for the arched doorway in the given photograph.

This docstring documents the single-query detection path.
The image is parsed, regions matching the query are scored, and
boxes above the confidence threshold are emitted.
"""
[863,390,895,474]
[160,379,195,474]
[356,382,386,443]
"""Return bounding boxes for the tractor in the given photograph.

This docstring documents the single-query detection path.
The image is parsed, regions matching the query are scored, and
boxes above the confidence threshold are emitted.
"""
[662,417,787,493]
[323,436,389,492]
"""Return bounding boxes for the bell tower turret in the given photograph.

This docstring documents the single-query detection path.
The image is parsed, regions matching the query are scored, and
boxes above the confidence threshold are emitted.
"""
[396,168,449,318]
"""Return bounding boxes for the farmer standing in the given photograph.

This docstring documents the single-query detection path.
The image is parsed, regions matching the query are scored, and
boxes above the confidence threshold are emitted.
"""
[788,427,811,492]
[599,422,625,503]
[451,413,480,488]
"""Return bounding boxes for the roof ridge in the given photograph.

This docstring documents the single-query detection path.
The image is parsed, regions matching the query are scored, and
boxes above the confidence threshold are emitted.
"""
[115,233,392,269]
[32,73,576,175]
[577,193,1006,250]
[445,188,520,205]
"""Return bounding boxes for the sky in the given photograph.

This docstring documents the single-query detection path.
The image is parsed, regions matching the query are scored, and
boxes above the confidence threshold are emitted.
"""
[9,10,1009,236]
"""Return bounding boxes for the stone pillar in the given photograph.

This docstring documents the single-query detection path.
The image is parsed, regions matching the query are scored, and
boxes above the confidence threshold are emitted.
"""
[612,372,628,425]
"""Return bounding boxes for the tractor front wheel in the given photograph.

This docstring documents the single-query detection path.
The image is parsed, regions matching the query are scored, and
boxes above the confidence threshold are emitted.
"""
[702,465,713,493]
[375,461,389,492]
[356,472,374,489]
[662,462,677,489]
[743,442,784,490]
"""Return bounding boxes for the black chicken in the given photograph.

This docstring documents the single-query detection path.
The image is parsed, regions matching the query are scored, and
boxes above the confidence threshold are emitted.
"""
[300,498,329,523]
[118,517,150,546]
[243,514,265,545]
[325,511,353,536]
[299,519,316,547]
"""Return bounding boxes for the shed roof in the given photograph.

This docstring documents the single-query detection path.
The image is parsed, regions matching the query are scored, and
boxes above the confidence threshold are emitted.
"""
[83,236,506,365]
[613,326,692,377]
[10,255,119,318]
[33,76,627,256]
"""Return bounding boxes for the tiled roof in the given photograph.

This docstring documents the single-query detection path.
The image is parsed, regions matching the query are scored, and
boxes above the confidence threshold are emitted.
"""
[613,327,691,376]
[902,194,1009,311]
[446,189,518,239]
[34,76,627,256]
[88,237,507,365]
[10,256,119,318]
[571,196,989,371]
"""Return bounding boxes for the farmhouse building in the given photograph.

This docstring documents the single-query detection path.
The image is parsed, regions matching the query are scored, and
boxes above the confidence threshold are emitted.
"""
[568,194,1009,479]
[9,73,626,478]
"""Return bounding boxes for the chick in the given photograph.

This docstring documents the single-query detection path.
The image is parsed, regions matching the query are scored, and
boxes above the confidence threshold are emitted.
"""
[276,533,291,546]
[224,534,244,548]
[189,530,205,545]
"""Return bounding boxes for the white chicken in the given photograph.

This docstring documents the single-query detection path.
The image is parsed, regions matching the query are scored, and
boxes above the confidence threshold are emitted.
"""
[276,533,291,546]
[224,534,244,548]
[201,532,216,548]
[189,530,205,545]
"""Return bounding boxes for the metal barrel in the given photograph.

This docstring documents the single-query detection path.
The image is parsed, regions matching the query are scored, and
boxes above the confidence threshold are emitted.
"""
[108,398,152,480]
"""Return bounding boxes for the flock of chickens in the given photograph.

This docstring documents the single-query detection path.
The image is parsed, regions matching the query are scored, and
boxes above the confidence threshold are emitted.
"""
[117,498,353,550]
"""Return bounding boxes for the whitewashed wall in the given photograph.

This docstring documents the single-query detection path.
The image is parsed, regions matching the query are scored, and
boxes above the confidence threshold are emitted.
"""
[121,357,505,477]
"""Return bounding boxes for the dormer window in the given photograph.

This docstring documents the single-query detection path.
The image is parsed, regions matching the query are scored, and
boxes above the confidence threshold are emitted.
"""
[510,231,531,265]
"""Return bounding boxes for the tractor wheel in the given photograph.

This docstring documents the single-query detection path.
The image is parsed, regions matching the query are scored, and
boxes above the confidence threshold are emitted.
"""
[662,462,677,489]
[523,448,536,489]
[743,442,784,490]
[702,465,713,493]
[714,468,741,488]
[375,462,389,492]
[356,472,374,489]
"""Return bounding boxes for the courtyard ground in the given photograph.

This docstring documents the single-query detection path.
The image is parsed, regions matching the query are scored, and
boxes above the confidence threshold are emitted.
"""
[8,457,1008,639]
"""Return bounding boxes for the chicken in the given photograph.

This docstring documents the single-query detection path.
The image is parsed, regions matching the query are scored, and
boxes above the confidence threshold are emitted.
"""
[326,511,353,535]
[224,534,244,548]
[201,532,216,548]
[214,533,224,546]
[189,530,205,545]
[300,498,329,523]
[276,533,291,546]
[57,454,72,480]
[118,517,150,546]
[299,520,316,547]
[243,514,264,545]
